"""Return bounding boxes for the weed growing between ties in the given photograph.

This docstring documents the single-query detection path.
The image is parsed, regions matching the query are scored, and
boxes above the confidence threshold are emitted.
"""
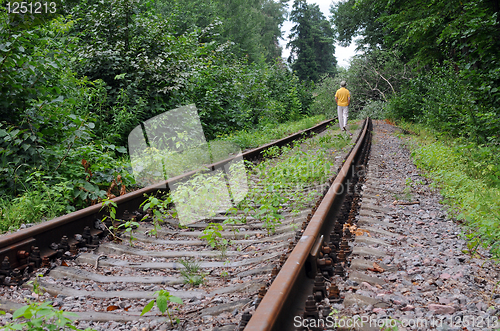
[100,198,123,242]
[117,219,140,246]
[140,194,172,238]
[178,259,207,286]
[218,259,232,279]
[0,274,95,331]
[199,223,231,258]
[171,126,355,258]
[222,207,243,239]
[397,122,500,258]
[141,290,183,325]
[246,127,354,233]
[171,171,233,225]
[253,183,285,235]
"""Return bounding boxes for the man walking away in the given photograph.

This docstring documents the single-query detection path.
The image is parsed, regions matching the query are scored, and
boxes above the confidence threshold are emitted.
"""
[335,81,352,136]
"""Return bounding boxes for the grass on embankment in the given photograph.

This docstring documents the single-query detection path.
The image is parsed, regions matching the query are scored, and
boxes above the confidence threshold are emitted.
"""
[397,122,500,258]
[220,115,327,149]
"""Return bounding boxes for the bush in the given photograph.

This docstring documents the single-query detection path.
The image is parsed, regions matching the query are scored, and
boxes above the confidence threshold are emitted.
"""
[356,100,387,120]
[0,188,68,232]
[387,65,500,145]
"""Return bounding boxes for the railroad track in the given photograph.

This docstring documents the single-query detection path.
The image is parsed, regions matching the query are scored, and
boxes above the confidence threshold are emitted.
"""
[246,120,500,331]
[0,118,335,274]
[0,118,369,330]
[3,118,496,331]
[244,118,372,331]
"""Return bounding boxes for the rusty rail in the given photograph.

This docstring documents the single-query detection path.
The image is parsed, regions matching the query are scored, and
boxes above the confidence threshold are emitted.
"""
[0,118,336,270]
[244,118,372,331]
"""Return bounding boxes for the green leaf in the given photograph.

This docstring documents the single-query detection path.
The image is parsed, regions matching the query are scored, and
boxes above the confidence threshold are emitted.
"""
[169,295,183,304]
[140,300,155,316]
[50,95,64,103]
[156,295,168,314]
[12,305,29,319]
[82,181,96,192]
[36,307,55,317]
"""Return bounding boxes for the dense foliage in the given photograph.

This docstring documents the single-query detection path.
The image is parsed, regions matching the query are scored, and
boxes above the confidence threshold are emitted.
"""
[330,0,500,144]
[0,0,320,229]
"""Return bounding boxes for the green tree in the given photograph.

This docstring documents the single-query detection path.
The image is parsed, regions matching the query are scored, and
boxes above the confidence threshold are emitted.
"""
[288,0,337,82]
[331,0,500,70]
[331,0,500,145]
[154,0,288,63]
[69,0,208,142]
[330,0,388,53]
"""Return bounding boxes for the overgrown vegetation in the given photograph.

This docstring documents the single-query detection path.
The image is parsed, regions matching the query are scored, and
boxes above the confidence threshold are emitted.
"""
[179,127,353,253]
[178,259,207,286]
[140,195,171,238]
[199,223,230,257]
[140,289,183,325]
[328,0,500,257]
[249,129,350,232]
[221,115,326,149]
[0,0,330,232]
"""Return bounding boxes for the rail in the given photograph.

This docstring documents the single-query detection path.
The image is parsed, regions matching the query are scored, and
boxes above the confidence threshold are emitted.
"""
[244,118,372,331]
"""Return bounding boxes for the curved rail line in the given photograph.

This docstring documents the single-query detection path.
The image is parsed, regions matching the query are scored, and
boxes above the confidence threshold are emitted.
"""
[0,119,336,274]
[245,118,372,331]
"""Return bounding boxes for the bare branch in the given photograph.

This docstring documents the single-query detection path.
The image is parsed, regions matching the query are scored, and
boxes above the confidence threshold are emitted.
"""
[373,67,396,95]
[361,76,387,101]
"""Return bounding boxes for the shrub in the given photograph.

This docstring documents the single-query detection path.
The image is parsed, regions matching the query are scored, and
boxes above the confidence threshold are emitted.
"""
[356,100,387,120]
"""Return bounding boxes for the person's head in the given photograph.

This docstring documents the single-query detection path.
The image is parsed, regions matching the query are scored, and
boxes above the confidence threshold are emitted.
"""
[340,81,347,87]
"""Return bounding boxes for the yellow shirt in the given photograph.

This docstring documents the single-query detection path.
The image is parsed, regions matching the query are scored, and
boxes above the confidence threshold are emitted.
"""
[335,87,350,106]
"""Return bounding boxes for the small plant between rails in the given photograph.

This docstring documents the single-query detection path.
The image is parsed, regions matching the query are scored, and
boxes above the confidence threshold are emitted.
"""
[0,274,96,331]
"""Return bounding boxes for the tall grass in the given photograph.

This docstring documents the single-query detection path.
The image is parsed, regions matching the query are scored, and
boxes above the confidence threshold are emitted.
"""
[0,189,67,232]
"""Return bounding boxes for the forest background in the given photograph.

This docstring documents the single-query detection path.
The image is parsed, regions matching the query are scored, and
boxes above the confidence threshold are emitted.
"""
[0,0,499,251]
